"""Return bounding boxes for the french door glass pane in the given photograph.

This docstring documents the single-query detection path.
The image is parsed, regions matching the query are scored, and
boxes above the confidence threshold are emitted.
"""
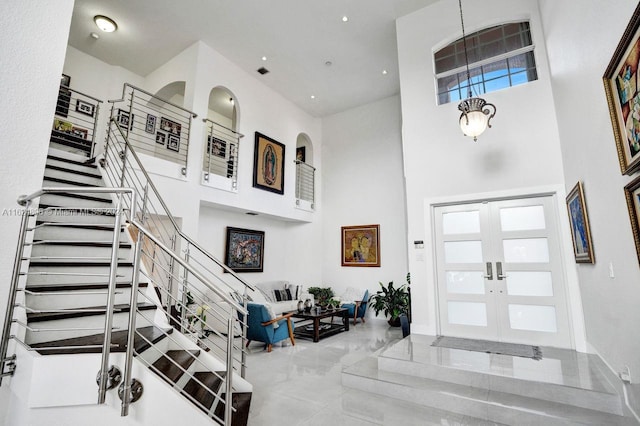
[443,211,481,234]
[503,238,549,263]
[508,304,557,332]
[446,271,485,294]
[500,205,545,231]
[444,241,483,263]
[448,301,487,326]
[507,271,553,296]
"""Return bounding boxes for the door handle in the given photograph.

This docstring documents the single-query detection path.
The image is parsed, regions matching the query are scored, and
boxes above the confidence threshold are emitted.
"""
[483,262,493,280]
[496,261,507,280]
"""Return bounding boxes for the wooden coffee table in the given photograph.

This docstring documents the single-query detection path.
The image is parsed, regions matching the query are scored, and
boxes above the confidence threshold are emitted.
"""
[289,307,350,342]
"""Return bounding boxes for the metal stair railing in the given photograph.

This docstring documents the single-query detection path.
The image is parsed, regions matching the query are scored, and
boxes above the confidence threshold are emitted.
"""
[101,118,255,379]
[0,187,135,404]
[202,118,243,190]
[108,83,197,175]
[295,160,316,207]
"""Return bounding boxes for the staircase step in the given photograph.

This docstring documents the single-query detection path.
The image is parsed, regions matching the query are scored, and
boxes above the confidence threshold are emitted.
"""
[39,193,114,208]
[43,167,104,187]
[24,263,136,285]
[25,281,148,293]
[47,154,99,170]
[343,357,635,425]
[213,391,252,426]
[31,210,116,225]
[24,282,148,311]
[30,325,171,355]
[29,240,133,261]
[26,302,157,323]
[43,175,99,188]
[48,146,93,163]
[152,349,201,385]
[182,371,226,411]
[46,157,102,179]
[33,224,128,243]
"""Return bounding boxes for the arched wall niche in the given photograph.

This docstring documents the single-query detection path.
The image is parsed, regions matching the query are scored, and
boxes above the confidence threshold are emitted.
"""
[154,81,186,107]
[207,86,238,131]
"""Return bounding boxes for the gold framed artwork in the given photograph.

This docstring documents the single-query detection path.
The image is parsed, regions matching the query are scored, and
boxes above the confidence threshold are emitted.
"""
[603,2,640,175]
[341,224,380,267]
[253,132,285,195]
[624,175,640,265]
[566,182,595,264]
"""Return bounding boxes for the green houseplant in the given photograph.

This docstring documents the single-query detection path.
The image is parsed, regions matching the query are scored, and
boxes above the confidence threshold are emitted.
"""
[307,286,334,307]
[369,276,410,327]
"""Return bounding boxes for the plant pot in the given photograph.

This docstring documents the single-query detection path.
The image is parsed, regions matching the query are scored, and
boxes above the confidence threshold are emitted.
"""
[388,317,401,327]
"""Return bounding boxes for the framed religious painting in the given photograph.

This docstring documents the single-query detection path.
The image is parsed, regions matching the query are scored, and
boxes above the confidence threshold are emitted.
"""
[253,132,285,194]
[224,227,265,273]
[566,182,595,264]
[603,2,640,175]
[624,175,640,265]
[341,224,380,267]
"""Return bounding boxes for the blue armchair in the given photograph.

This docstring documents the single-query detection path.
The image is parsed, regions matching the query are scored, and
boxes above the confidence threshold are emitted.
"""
[245,303,296,352]
[341,289,369,325]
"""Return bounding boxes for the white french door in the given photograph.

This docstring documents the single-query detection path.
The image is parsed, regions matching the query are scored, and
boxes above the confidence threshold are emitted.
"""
[434,196,571,347]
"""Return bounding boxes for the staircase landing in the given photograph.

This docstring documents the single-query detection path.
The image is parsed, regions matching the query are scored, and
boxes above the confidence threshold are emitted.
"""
[343,334,637,425]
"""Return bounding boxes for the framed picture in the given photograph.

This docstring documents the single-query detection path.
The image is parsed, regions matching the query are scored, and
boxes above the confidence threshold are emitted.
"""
[296,146,306,163]
[603,2,640,175]
[145,114,157,134]
[160,117,181,136]
[167,134,180,152]
[624,175,640,265]
[224,227,265,272]
[155,131,166,145]
[117,109,134,131]
[566,182,595,264]
[53,118,73,133]
[253,132,285,194]
[341,224,380,267]
[61,74,71,87]
[207,135,227,158]
[71,126,88,140]
[75,99,95,117]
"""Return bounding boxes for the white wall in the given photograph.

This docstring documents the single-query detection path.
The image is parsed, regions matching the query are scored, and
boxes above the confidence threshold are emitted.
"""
[539,0,640,408]
[321,95,408,307]
[396,0,575,336]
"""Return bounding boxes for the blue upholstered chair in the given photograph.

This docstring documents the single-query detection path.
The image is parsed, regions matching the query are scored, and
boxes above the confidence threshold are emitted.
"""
[245,303,296,352]
[341,289,369,325]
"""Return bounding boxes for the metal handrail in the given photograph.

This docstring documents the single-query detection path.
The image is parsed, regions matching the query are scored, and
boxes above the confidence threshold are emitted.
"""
[108,83,198,119]
[61,84,104,104]
[108,120,256,292]
[202,118,244,138]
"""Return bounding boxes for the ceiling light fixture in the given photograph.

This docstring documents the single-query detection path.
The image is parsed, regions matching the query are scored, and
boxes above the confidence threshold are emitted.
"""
[382,70,388,75]
[262,56,267,61]
[229,97,234,105]
[456,0,496,141]
[342,16,349,22]
[94,15,118,33]
[311,95,316,99]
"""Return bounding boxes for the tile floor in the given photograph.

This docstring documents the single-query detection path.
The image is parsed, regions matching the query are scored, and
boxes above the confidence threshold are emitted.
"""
[244,318,505,425]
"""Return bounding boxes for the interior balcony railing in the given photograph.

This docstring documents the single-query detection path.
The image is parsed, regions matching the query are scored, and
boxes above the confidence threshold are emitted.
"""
[202,119,243,190]
[295,160,316,209]
[102,118,256,377]
[51,85,103,158]
[108,83,197,176]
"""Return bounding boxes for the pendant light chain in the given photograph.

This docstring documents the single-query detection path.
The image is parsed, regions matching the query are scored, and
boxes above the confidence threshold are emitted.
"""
[459,0,472,99]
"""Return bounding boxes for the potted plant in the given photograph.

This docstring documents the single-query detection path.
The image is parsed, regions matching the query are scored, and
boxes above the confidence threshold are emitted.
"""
[307,286,334,307]
[369,277,410,327]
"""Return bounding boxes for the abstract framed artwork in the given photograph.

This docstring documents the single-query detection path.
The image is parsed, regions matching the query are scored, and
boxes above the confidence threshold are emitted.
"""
[566,182,595,264]
[207,135,227,158]
[224,227,265,273]
[145,114,157,134]
[253,132,285,195]
[341,224,380,267]
[603,2,640,175]
[75,99,95,117]
[160,117,181,136]
[624,175,640,265]
[117,109,134,131]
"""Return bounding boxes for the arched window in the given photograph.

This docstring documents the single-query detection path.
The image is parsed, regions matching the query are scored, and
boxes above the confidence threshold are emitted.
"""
[435,21,537,105]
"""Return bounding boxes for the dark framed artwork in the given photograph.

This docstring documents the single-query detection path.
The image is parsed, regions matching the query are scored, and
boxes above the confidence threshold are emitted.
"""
[624,175,640,265]
[71,127,88,140]
[145,114,157,134]
[160,117,181,136]
[603,2,640,175]
[117,109,134,131]
[155,131,166,145]
[224,227,265,272]
[208,136,227,158]
[75,99,95,117]
[341,224,380,267]
[296,146,306,163]
[56,74,71,117]
[167,134,180,152]
[566,182,595,264]
[253,132,285,194]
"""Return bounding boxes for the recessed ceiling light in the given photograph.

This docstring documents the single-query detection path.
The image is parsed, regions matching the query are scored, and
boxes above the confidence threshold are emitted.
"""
[342,16,349,22]
[90,32,100,40]
[311,95,316,99]
[382,70,388,75]
[325,61,333,67]
[261,56,267,61]
[94,15,118,33]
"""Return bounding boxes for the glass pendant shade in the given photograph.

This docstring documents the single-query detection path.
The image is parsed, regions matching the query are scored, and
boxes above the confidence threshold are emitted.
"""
[94,15,117,33]
[458,97,496,141]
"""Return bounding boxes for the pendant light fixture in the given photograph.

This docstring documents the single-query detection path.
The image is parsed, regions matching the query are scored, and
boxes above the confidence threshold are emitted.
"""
[457,0,496,141]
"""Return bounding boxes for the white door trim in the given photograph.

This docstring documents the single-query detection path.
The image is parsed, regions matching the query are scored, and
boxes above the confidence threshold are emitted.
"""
[423,184,587,351]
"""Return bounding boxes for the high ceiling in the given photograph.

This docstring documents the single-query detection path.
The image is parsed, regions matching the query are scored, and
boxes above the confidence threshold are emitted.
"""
[68,0,439,117]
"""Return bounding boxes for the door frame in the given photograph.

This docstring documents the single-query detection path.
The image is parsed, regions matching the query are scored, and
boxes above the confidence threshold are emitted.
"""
[423,185,586,351]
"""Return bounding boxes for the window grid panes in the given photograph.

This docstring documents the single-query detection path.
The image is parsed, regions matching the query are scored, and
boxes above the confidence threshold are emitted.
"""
[435,22,537,105]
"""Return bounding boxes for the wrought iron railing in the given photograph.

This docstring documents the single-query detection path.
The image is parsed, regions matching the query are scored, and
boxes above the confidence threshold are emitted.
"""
[51,85,103,158]
[202,119,243,190]
[295,160,316,207]
[108,83,197,175]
